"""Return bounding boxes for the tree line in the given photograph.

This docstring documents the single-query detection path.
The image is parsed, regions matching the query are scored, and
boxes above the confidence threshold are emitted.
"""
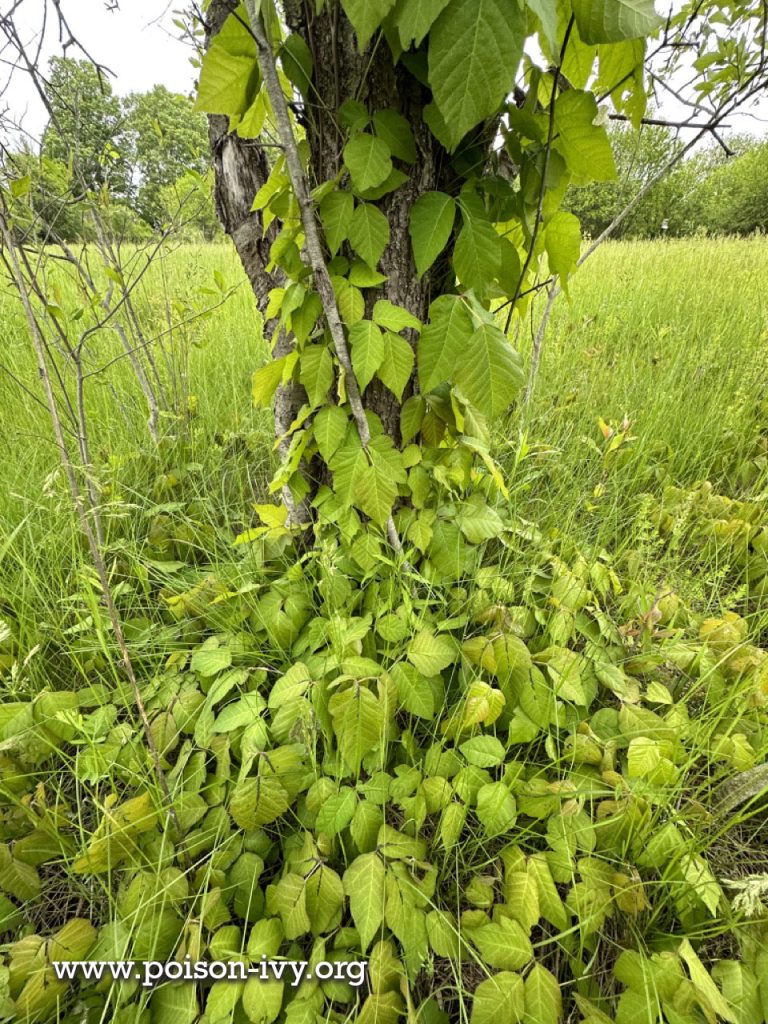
[565,121,768,239]
[11,57,219,242]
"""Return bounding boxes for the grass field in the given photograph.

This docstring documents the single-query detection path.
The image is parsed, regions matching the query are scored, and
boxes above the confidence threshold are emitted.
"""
[1,237,767,1023]
[2,238,766,633]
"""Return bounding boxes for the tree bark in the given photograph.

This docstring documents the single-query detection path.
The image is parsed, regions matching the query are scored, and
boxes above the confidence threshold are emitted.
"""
[206,0,309,522]
[205,1,452,466]
[283,1,451,441]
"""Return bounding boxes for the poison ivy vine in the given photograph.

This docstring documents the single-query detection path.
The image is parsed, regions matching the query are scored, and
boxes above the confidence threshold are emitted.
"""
[4,3,768,1024]
[195,0,656,562]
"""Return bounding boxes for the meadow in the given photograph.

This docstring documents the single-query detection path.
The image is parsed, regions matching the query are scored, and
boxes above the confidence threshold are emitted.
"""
[1,237,767,1024]
[2,238,766,634]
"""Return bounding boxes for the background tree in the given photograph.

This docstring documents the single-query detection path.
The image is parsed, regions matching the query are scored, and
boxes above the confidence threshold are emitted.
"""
[123,85,210,226]
[156,167,222,239]
[199,0,768,538]
[698,137,768,234]
[42,56,129,197]
[564,122,715,238]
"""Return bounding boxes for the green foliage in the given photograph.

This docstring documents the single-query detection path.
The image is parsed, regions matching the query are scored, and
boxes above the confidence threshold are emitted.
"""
[1,238,768,1023]
[409,191,456,277]
[123,86,210,227]
[3,0,768,1018]
[1,459,766,1021]
[572,0,663,44]
[696,138,768,236]
[186,0,659,553]
[427,0,526,151]
[42,57,128,196]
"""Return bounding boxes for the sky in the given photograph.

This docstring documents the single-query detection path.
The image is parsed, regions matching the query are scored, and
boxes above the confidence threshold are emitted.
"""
[5,0,197,140]
[3,0,767,144]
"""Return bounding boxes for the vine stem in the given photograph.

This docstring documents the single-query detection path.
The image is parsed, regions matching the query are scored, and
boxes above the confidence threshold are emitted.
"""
[504,16,574,335]
[244,1,404,557]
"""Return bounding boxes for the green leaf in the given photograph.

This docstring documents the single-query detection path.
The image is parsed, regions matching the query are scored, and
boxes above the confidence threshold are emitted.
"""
[373,110,417,163]
[329,684,386,773]
[292,292,323,344]
[572,0,663,44]
[440,802,467,848]
[407,631,456,675]
[303,864,344,936]
[372,299,422,332]
[378,824,427,860]
[313,406,349,462]
[349,203,391,267]
[418,294,474,392]
[270,872,311,939]
[470,917,533,970]
[409,192,456,277]
[545,211,581,281]
[504,870,541,933]
[454,323,524,417]
[627,736,661,779]
[351,801,385,852]
[394,0,452,47]
[10,175,31,199]
[348,261,388,287]
[320,191,354,257]
[350,320,386,391]
[191,645,233,677]
[471,972,525,1024]
[596,39,647,128]
[253,356,289,408]
[357,168,409,201]
[0,846,40,901]
[527,0,559,51]
[315,787,358,836]
[344,134,393,192]
[554,91,616,184]
[428,0,525,150]
[524,964,563,1024]
[280,34,313,97]
[339,98,371,132]
[299,344,334,408]
[476,781,517,836]
[344,853,386,951]
[230,775,290,829]
[453,209,502,295]
[390,663,435,720]
[194,45,259,118]
[457,495,505,542]
[357,461,397,526]
[401,395,426,443]
[340,0,398,50]
[377,332,415,401]
[242,977,284,1024]
[330,434,369,508]
[679,939,738,1024]
[332,276,366,326]
[459,735,506,768]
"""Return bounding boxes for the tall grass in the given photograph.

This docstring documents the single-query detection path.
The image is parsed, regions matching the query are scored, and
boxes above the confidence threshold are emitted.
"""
[1,237,766,642]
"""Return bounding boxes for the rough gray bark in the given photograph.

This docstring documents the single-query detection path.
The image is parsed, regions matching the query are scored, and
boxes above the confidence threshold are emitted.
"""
[206,0,309,522]
[205,0,452,480]
[283,1,450,441]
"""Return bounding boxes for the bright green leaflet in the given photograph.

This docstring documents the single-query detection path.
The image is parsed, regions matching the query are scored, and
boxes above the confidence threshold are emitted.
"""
[428,0,526,150]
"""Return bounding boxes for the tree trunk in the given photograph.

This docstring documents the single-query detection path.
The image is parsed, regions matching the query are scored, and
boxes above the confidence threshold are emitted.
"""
[283,2,451,440]
[205,0,451,460]
[206,1,310,521]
